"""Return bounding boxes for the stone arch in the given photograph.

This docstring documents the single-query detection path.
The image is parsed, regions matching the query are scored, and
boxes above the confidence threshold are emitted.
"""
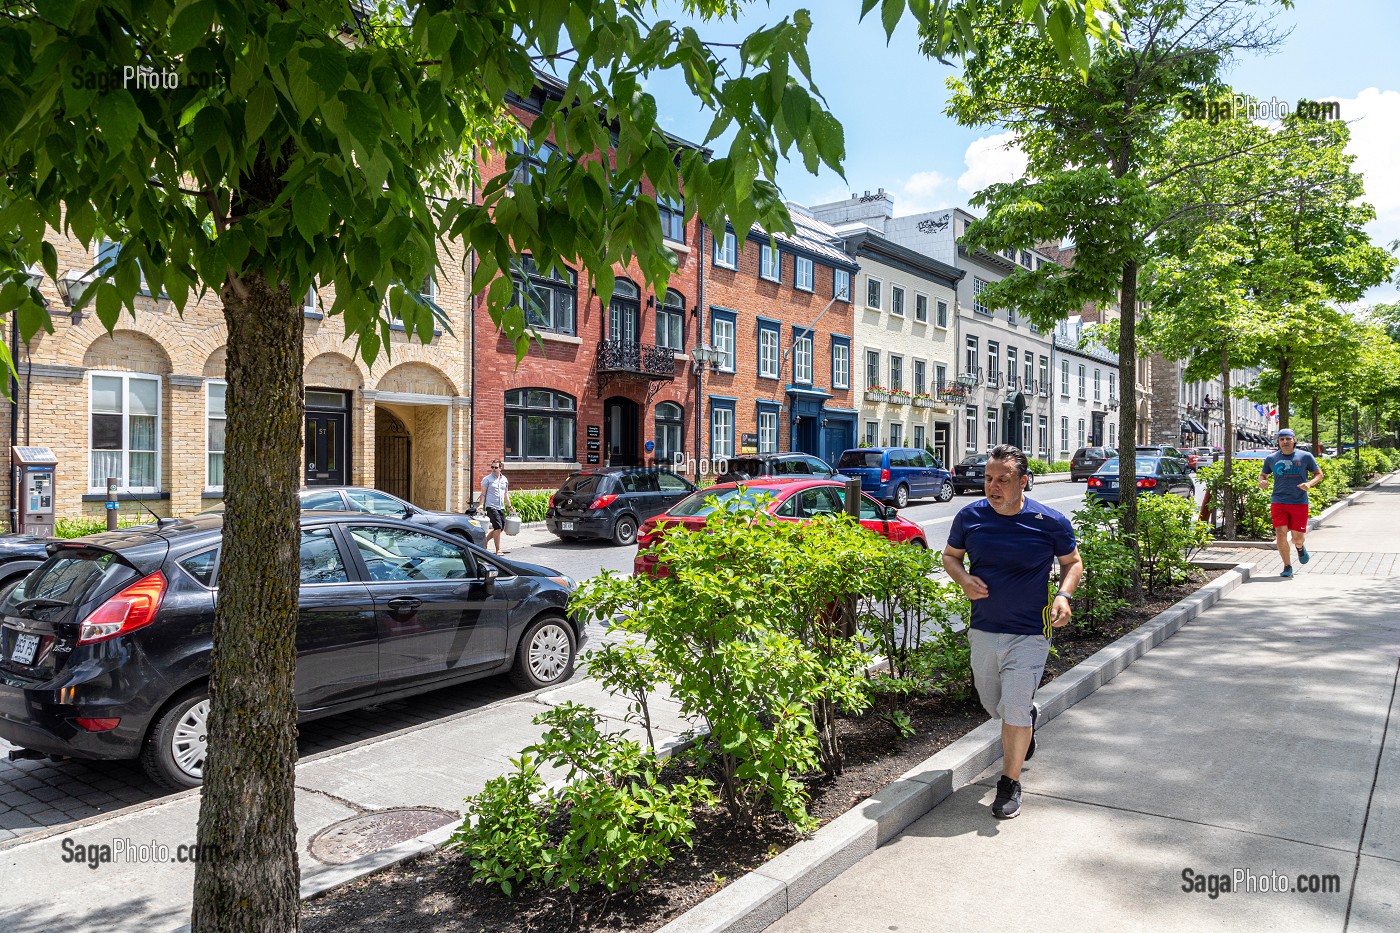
[82,330,173,374]
[305,352,365,390]
[202,346,227,379]
[375,361,457,397]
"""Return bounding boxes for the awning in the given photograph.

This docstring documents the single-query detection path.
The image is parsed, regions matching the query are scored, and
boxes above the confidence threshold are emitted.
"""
[1236,428,1248,440]
[1180,418,1208,435]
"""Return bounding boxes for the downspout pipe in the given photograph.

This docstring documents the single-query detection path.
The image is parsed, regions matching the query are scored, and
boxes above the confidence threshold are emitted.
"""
[9,311,18,533]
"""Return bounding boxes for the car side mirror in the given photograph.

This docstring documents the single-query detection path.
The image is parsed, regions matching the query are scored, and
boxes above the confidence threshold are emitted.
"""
[482,567,499,596]
[884,505,898,520]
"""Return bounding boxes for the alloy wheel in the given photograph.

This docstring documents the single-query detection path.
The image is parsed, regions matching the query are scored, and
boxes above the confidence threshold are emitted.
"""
[938,481,954,502]
[528,622,572,684]
[170,698,209,781]
[894,484,909,509]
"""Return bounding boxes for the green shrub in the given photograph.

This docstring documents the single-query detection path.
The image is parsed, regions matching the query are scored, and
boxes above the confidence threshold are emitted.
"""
[1028,458,1050,475]
[509,491,551,524]
[858,539,960,679]
[1136,494,1210,594]
[1309,461,1352,515]
[1067,499,1133,631]
[451,702,713,895]
[904,621,975,701]
[53,516,145,538]
[1196,460,1271,539]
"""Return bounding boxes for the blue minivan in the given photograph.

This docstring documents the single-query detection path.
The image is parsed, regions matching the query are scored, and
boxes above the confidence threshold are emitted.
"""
[835,447,955,508]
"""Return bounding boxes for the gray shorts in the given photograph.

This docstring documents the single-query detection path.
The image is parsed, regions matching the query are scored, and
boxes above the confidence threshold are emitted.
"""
[968,628,1050,727]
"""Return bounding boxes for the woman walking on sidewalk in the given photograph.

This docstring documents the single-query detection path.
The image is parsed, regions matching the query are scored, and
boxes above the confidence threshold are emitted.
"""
[480,459,514,555]
[1259,428,1323,578]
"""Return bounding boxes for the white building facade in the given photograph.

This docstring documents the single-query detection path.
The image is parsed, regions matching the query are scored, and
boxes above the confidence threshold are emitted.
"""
[1052,317,1120,458]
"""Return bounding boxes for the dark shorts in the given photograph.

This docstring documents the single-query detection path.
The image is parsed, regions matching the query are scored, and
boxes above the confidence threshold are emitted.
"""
[1271,502,1308,532]
[485,507,505,530]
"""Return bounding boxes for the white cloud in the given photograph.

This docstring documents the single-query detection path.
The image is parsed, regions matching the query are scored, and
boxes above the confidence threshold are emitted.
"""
[957,132,1028,195]
[1330,88,1400,302]
[896,170,951,214]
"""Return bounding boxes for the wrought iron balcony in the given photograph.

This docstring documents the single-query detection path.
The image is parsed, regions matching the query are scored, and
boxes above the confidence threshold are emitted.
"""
[596,339,676,379]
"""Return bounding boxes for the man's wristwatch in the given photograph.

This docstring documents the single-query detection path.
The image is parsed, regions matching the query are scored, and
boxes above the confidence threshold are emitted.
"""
[1054,590,1073,601]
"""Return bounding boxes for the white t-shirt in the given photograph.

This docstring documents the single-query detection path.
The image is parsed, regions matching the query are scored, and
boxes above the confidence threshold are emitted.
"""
[481,472,509,509]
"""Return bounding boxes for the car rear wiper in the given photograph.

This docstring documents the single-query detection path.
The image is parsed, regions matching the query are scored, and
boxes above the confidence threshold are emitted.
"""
[15,597,70,611]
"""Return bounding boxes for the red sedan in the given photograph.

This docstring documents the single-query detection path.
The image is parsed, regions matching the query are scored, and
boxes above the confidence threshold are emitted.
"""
[633,478,928,577]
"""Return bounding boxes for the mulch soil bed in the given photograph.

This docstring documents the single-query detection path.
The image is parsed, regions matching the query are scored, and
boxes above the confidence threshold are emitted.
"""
[303,568,1227,933]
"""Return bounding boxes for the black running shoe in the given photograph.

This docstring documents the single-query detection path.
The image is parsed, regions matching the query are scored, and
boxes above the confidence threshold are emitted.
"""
[1025,702,1041,762]
[992,775,1022,819]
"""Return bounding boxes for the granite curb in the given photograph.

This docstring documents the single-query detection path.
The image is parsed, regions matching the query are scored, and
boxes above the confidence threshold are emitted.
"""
[653,563,1254,933]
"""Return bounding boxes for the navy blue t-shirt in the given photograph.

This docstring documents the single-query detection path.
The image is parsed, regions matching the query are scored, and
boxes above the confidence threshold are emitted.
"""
[1261,450,1318,504]
[947,497,1076,637]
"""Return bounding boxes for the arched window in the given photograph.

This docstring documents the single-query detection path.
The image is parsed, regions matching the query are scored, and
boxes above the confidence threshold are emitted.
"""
[511,255,577,335]
[655,402,683,461]
[504,389,576,462]
[657,289,685,352]
[608,278,640,345]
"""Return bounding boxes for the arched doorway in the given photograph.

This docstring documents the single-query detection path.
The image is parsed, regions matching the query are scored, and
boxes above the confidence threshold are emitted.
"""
[375,408,412,501]
[604,396,639,466]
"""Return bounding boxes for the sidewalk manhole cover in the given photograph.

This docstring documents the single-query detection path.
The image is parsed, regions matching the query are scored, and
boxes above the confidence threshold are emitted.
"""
[309,807,459,865]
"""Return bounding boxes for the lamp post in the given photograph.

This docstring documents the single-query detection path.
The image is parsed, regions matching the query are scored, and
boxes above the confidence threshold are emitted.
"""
[690,344,721,469]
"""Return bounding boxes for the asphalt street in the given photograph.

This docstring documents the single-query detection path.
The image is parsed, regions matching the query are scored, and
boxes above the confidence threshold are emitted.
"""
[0,476,1202,846]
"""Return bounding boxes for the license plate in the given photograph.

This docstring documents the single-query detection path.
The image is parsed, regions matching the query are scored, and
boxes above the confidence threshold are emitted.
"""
[11,633,39,666]
[560,522,575,531]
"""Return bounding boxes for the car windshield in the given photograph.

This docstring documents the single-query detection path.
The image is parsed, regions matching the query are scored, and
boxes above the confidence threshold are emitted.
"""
[558,473,606,496]
[668,486,773,517]
[1098,458,1159,474]
[837,451,883,469]
[723,458,768,476]
[960,455,989,465]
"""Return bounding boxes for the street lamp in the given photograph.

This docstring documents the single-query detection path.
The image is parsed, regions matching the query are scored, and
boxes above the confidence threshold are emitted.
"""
[690,344,721,371]
[55,269,96,323]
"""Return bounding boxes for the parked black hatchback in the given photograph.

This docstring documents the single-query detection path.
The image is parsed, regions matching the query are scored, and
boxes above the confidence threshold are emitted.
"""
[0,513,583,790]
[545,468,696,545]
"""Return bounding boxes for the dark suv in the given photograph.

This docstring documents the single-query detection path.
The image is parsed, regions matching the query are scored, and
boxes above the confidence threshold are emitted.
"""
[715,453,843,485]
[1070,447,1118,482]
[545,468,696,545]
[0,513,582,789]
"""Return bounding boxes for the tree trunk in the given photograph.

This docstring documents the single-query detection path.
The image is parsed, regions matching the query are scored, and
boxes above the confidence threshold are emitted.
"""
[1221,345,1236,540]
[1336,403,1343,454]
[1311,395,1320,457]
[1116,259,1140,592]
[191,271,304,933]
[1276,354,1291,429]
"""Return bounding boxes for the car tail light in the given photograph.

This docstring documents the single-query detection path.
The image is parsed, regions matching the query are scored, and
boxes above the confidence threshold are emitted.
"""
[548,494,556,508]
[880,468,890,482]
[637,521,658,547]
[1087,477,1103,487]
[1137,478,1157,488]
[588,493,618,510]
[73,718,121,732]
[76,571,167,645]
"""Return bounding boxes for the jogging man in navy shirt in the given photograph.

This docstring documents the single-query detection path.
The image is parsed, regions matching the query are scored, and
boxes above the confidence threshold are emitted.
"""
[1258,428,1323,578]
[942,444,1083,819]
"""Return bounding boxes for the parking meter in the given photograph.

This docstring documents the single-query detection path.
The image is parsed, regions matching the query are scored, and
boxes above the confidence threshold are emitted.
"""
[12,446,58,536]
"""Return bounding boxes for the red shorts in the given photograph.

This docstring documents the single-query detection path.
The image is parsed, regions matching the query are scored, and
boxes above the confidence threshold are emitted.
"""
[1271,502,1309,532]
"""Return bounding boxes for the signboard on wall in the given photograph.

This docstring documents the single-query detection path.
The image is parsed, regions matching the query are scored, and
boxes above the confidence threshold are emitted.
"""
[740,433,759,454]
[587,453,600,464]
[587,425,601,438]
[587,440,600,451]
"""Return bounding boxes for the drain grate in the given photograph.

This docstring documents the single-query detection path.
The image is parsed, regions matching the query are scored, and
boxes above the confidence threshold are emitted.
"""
[308,807,459,865]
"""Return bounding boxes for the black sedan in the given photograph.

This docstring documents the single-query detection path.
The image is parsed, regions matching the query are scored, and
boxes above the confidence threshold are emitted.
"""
[204,486,489,546]
[951,454,1034,495]
[1086,456,1196,504]
[0,512,583,789]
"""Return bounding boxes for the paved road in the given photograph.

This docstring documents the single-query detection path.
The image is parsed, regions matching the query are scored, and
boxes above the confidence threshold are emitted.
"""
[0,476,1199,845]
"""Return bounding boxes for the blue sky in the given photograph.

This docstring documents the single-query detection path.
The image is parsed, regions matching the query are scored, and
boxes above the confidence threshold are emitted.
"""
[649,1,1400,303]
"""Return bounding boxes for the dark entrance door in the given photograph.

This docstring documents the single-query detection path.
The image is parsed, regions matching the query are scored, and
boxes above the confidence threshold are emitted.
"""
[604,396,640,466]
[1091,412,1106,447]
[375,408,412,501]
[1002,393,1027,446]
[305,389,351,486]
[822,419,852,464]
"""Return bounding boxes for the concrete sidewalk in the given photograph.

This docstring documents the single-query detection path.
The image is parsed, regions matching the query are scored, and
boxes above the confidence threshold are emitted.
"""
[0,627,692,933]
[771,473,1400,933]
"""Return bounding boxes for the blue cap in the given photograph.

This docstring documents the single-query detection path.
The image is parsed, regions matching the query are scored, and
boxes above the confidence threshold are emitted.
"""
[1277,428,1295,438]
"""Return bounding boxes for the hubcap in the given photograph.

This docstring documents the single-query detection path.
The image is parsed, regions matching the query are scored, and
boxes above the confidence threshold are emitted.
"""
[528,624,571,683]
[941,482,952,500]
[171,699,209,779]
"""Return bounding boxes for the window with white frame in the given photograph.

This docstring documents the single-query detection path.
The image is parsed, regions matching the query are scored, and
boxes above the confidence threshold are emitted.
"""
[834,268,851,301]
[913,424,925,449]
[866,276,882,309]
[711,405,734,459]
[758,408,779,453]
[505,389,576,461]
[794,255,814,291]
[512,137,558,185]
[206,380,226,489]
[658,193,685,243]
[1094,368,1101,401]
[891,285,905,317]
[1039,355,1049,393]
[758,323,779,379]
[1008,307,1017,327]
[866,349,881,389]
[934,363,946,390]
[1024,351,1034,390]
[913,360,926,395]
[1060,416,1070,454]
[889,422,902,446]
[1038,415,1048,456]
[759,242,780,281]
[1078,364,1086,399]
[831,339,850,389]
[713,230,738,268]
[972,277,991,314]
[657,289,686,352]
[936,298,949,328]
[1023,413,1032,450]
[1006,346,1017,388]
[1060,359,1070,395]
[1109,422,1117,447]
[1077,419,1086,447]
[1109,371,1117,401]
[90,372,161,491]
[655,402,684,460]
[915,293,928,323]
[794,331,813,384]
[97,238,152,295]
[1020,250,1033,268]
[889,355,903,392]
[965,407,978,452]
[987,341,1000,381]
[711,312,736,371]
[985,409,997,448]
[965,336,978,378]
[866,421,880,446]
[511,255,577,335]
[304,283,319,316]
